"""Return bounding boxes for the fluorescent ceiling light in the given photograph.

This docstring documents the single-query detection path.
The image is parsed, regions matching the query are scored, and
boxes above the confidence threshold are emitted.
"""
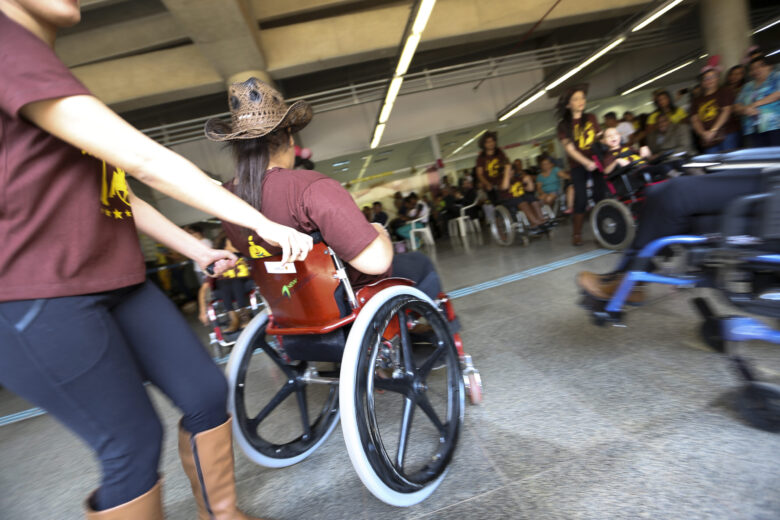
[370,124,386,149]
[379,101,394,123]
[620,58,694,95]
[632,0,684,32]
[331,160,350,168]
[387,76,404,105]
[499,89,546,121]
[768,48,780,58]
[546,37,625,91]
[448,129,486,157]
[412,0,436,35]
[396,33,421,76]
[753,18,779,34]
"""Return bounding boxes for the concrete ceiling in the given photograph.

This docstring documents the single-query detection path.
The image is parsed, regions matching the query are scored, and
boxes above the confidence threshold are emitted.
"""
[57,0,656,113]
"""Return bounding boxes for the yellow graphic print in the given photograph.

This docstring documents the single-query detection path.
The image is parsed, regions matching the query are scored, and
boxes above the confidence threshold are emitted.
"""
[247,236,272,258]
[509,180,525,198]
[616,146,643,165]
[83,150,133,220]
[697,99,719,123]
[221,258,250,279]
[485,158,502,179]
[573,121,596,150]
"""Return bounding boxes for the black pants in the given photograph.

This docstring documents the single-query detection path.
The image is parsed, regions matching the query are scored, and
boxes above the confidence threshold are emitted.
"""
[0,281,228,510]
[572,164,607,214]
[213,277,251,310]
[391,252,442,299]
[616,169,765,271]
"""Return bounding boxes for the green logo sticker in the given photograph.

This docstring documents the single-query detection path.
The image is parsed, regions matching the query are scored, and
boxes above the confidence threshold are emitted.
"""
[281,278,298,298]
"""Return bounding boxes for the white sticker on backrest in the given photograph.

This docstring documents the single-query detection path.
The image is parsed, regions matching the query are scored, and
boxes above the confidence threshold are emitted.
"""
[264,261,296,274]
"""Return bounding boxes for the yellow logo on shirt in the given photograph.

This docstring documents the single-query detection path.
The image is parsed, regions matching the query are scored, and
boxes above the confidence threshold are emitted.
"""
[82,150,133,220]
[698,99,719,123]
[509,181,524,197]
[485,158,502,178]
[574,120,596,149]
[221,258,250,279]
[247,236,272,258]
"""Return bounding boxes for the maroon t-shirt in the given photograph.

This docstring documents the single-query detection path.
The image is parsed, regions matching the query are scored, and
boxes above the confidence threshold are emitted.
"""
[476,152,508,188]
[221,168,387,290]
[557,114,601,169]
[691,88,738,134]
[0,12,146,301]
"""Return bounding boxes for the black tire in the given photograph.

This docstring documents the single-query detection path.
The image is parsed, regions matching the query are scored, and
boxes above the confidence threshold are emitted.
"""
[591,199,635,250]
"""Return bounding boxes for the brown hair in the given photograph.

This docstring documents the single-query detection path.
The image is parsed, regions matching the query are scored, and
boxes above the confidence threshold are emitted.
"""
[231,128,290,211]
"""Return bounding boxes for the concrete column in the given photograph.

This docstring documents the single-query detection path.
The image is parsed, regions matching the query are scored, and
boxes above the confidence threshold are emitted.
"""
[700,0,751,71]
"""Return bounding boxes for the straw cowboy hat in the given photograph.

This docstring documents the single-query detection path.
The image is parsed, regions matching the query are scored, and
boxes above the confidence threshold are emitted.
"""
[205,77,312,141]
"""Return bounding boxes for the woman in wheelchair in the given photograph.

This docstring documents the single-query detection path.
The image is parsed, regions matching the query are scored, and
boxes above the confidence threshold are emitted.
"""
[204,77,477,506]
[500,163,550,235]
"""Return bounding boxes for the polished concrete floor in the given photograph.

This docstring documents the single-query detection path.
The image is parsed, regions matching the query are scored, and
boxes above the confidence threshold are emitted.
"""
[2,222,780,519]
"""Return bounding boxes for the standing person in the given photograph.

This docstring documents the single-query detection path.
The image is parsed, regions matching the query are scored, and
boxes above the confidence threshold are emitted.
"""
[734,56,780,148]
[371,201,389,226]
[475,131,511,205]
[641,90,688,145]
[556,85,604,246]
[0,1,312,518]
[690,58,740,153]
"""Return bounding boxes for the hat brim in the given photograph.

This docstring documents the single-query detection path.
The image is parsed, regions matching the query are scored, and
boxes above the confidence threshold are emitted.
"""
[204,100,313,142]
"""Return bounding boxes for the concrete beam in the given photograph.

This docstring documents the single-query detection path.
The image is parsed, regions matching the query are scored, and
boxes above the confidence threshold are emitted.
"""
[71,46,223,112]
[262,0,651,78]
[160,0,267,82]
[252,0,368,22]
[56,13,184,67]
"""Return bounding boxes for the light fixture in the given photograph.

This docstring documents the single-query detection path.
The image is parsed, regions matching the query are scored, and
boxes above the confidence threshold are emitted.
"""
[545,37,625,91]
[631,0,684,33]
[753,17,779,35]
[370,124,386,149]
[620,58,695,95]
[448,129,487,157]
[370,0,436,148]
[768,48,780,58]
[499,89,546,121]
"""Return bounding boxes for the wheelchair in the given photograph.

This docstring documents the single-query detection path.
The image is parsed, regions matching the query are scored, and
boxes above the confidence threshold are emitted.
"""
[590,150,685,250]
[205,263,263,358]
[223,234,481,506]
[581,154,780,432]
[488,199,552,247]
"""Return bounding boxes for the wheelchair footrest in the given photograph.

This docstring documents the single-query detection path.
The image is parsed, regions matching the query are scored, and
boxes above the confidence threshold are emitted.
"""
[579,292,625,327]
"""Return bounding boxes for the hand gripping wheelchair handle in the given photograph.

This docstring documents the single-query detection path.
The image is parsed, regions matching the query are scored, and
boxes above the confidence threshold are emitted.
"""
[205,231,324,275]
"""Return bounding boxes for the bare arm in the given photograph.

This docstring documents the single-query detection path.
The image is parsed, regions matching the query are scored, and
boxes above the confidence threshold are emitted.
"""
[752,90,780,107]
[20,95,311,264]
[348,223,393,275]
[562,140,596,171]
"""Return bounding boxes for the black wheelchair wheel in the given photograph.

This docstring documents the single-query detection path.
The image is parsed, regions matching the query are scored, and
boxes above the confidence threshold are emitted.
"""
[591,199,635,250]
[226,312,341,468]
[736,382,780,433]
[490,204,515,246]
[340,286,464,506]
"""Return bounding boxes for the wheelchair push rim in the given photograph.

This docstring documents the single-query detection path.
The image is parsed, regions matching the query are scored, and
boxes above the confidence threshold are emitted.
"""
[226,311,341,468]
[591,199,635,250]
[340,286,464,507]
[490,204,516,246]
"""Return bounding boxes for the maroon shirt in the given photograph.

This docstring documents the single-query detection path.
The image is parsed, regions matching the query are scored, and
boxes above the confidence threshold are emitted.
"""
[557,114,601,169]
[691,88,738,134]
[476,152,508,188]
[222,168,387,290]
[0,12,146,301]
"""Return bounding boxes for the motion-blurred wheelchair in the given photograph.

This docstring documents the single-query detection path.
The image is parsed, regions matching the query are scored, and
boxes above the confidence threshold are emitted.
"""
[224,234,481,506]
[590,150,686,250]
[487,200,553,247]
[582,148,780,432]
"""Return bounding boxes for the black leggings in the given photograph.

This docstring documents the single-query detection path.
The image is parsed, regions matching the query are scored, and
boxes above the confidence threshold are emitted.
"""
[0,281,227,510]
[391,252,442,299]
[571,164,607,214]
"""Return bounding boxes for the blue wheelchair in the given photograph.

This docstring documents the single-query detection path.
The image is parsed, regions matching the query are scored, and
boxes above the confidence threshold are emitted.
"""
[582,148,780,432]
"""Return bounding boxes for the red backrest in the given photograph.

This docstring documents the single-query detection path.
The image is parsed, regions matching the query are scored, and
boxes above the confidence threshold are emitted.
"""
[250,242,344,329]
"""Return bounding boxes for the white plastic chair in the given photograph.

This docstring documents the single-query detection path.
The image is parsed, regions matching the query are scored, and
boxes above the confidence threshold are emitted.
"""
[452,194,484,238]
[409,216,435,250]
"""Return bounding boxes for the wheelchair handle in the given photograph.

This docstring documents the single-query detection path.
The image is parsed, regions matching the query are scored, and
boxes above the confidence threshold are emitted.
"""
[721,192,770,245]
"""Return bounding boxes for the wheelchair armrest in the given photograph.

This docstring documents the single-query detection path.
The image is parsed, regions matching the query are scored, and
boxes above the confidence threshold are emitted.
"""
[605,158,645,182]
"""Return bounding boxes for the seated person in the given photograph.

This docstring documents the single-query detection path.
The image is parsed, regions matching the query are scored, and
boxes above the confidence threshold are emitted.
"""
[208,78,444,303]
[601,127,652,175]
[500,162,549,233]
[646,114,694,158]
[536,154,571,209]
[395,192,430,241]
[197,236,253,331]
[577,169,765,303]
[371,201,388,226]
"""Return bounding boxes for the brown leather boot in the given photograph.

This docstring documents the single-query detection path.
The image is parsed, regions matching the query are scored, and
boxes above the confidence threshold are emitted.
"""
[223,311,240,333]
[572,213,585,246]
[236,308,252,329]
[576,271,645,304]
[85,480,164,519]
[178,417,263,520]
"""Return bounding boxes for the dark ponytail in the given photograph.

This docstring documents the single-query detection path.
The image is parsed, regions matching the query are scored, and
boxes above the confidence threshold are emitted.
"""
[231,128,290,212]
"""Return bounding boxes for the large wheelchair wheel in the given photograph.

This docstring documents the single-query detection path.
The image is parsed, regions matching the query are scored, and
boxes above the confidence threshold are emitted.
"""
[591,199,635,250]
[226,311,341,468]
[490,204,515,246]
[340,286,464,506]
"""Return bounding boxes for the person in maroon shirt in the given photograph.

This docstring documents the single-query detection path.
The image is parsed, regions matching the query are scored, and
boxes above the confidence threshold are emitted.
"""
[690,58,740,153]
[556,85,605,246]
[0,1,313,518]
[475,131,511,205]
[212,78,446,307]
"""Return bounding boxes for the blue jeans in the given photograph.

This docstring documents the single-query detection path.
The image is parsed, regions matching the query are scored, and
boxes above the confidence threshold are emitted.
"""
[702,132,740,154]
[0,281,228,510]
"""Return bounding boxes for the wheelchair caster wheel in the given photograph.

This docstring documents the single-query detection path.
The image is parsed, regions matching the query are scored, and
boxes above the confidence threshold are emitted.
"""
[700,318,725,353]
[464,371,482,405]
